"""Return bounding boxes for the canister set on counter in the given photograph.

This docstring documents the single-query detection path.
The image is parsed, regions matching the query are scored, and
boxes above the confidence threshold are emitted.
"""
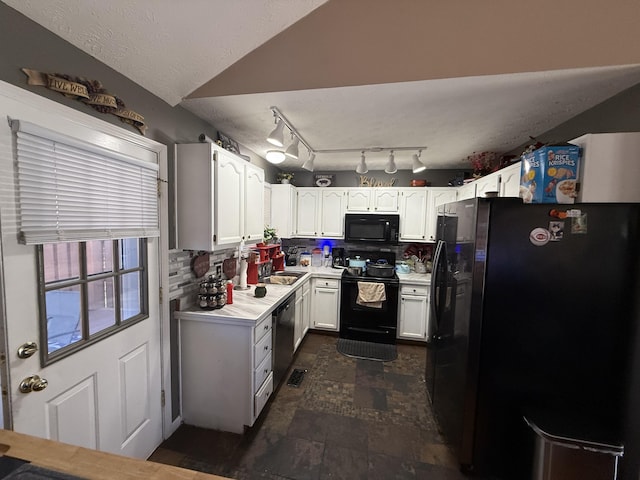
[198,275,233,310]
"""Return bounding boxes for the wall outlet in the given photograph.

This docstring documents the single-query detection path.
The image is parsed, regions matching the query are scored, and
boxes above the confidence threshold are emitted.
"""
[214,262,222,278]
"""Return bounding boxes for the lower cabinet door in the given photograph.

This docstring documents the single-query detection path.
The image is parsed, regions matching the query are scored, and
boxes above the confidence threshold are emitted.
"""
[254,353,272,392]
[254,372,274,420]
[398,294,428,340]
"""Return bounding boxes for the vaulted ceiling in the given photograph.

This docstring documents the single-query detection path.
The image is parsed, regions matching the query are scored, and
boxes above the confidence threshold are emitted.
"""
[5,0,640,171]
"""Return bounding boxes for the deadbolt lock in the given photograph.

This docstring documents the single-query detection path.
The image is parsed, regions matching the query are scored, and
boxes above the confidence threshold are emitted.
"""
[17,342,38,359]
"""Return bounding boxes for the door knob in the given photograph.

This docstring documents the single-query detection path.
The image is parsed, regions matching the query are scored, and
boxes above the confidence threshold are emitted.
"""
[19,375,48,393]
[17,342,38,359]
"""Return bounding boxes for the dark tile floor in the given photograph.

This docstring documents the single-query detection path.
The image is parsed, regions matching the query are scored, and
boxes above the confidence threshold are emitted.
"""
[149,332,467,479]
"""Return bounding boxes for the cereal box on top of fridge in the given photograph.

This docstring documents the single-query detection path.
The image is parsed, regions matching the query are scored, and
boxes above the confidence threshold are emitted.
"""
[519,144,581,204]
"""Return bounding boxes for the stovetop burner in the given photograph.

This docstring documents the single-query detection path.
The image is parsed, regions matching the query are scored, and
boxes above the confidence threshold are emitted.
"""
[343,250,398,283]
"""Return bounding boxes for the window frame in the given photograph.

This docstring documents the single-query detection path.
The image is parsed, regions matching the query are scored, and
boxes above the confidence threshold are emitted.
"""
[37,238,149,366]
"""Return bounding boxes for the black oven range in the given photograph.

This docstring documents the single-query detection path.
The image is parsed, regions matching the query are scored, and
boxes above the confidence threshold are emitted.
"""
[339,251,399,344]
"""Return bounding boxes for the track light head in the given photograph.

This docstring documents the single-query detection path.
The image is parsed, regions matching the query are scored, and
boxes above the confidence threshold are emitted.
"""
[302,152,315,172]
[285,135,300,159]
[267,118,285,147]
[355,151,368,174]
[266,150,286,164]
[384,150,397,174]
[412,149,427,173]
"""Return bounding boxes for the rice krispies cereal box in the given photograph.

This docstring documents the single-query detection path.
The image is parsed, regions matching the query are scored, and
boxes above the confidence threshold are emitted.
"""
[519,144,581,204]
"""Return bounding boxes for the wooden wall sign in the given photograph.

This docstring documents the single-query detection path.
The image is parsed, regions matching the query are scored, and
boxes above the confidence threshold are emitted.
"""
[21,68,147,135]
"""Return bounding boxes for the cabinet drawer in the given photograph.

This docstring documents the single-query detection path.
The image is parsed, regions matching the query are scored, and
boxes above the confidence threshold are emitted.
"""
[254,352,272,392]
[400,285,428,296]
[254,314,272,343]
[255,372,274,419]
[254,330,272,368]
[315,278,339,289]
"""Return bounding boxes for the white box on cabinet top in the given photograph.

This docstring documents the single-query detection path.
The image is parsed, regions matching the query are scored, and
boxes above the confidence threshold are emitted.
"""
[176,143,264,250]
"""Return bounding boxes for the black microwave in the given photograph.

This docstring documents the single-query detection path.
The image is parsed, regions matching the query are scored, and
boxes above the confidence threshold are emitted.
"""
[344,214,400,245]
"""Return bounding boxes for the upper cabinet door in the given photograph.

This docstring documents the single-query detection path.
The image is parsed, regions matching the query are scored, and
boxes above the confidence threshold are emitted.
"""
[399,189,429,241]
[296,189,320,237]
[215,150,244,245]
[425,188,457,242]
[474,173,501,198]
[320,189,346,237]
[346,189,372,212]
[499,162,521,198]
[244,163,265,242]
[373,189,399,212]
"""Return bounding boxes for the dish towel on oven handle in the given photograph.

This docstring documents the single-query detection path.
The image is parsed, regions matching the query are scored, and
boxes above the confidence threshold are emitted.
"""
[356,281,386,309]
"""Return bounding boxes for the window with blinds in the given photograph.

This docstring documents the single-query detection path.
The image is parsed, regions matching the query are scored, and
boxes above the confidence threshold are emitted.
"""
[11,119,160,244]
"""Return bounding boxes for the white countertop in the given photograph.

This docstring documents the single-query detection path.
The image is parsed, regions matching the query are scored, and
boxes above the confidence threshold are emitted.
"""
[175,267,431,326]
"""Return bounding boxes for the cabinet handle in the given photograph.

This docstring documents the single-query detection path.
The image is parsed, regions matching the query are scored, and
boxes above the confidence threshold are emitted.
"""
[264,345,269,351]
[264,369,269,374]
[264,325,269,331]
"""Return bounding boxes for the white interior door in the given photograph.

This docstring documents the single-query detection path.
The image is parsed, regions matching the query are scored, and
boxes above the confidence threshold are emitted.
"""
[0,81,165,459]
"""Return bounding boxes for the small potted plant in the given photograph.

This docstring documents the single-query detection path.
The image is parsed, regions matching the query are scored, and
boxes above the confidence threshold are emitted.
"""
[277,172,294,184]
[263,225,278,244]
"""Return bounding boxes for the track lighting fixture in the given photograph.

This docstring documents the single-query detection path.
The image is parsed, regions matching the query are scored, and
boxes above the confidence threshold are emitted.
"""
[302,152,315,172]
[285,135,300,159]
[266,107,427,172]
[267,118,285,147]
[355,151,369,174]
[412,149,427,173]
[266,150,286,164]
[384,150,397,174]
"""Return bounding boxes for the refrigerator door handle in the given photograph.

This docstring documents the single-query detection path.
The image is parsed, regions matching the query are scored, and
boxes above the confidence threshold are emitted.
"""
[430,240,446,341]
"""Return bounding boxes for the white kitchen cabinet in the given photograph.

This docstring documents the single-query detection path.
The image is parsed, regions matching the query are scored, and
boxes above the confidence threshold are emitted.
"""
[346,188,399,212]
[179,311,273,434]
[176,142,264,250]
[295,188,346,238]
[570,132,640,202]
[399,188,429,241]
[294,289,303,351]
[302,279,311,336]
[398,284,430,341]
[425,188,458,242]
[473,172,501,198]
[499,162,522,198]
[295,189,320,237]
[311,277,340,331]
[270,183,297,238]
[244,162,266,241]
[320,189,346,237]
[456,182,477,200]
[294,278,312,351]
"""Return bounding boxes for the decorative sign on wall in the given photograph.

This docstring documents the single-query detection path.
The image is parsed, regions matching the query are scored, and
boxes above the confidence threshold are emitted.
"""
[358,175,397,187]
[314,174,334,187]
[21,68,147,135]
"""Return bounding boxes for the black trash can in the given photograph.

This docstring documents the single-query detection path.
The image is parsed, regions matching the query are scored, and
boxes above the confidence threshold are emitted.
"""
[524,411,624,480]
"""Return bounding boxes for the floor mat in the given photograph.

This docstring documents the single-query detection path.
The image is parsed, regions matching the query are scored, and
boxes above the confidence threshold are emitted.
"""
[336,338,397,362]
[287,368,307,387]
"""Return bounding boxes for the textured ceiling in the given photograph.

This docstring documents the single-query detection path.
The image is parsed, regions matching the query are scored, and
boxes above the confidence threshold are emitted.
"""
[6,0,640,171]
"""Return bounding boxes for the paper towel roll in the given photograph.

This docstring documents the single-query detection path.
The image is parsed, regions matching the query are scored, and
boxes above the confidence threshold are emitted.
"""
[238,258,248,289]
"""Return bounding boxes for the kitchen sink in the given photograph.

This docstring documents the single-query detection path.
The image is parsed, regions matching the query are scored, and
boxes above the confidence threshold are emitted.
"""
[263,271,306,285]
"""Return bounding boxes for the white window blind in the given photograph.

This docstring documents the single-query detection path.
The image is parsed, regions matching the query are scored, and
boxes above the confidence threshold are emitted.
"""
[12,120,160,244]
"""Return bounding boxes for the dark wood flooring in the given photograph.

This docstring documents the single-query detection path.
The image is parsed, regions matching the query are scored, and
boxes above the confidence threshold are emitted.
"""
[149,332,467,479]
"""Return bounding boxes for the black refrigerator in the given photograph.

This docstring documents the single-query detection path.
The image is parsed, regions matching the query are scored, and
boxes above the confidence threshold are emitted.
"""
[427,197,640,479]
